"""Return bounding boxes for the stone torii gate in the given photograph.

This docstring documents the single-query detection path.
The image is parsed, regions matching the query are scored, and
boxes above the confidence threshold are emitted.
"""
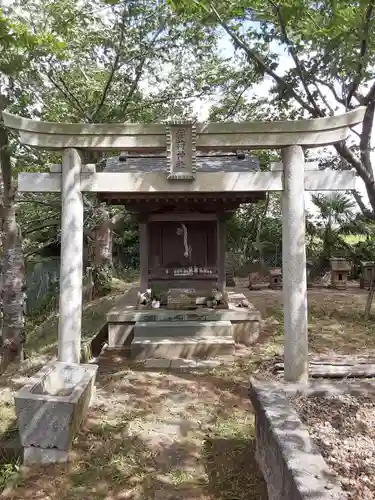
[2,108,365,382]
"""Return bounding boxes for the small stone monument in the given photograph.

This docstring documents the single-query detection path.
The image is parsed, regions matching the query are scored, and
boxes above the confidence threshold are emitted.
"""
[360,261,375,289]
[329,258,351,289]
[225,269,236,287]
[269,268,282,290]
[225,254,236,287]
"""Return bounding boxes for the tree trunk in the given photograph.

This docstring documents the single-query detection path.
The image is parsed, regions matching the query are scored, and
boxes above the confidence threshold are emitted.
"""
[90,205,113,296]
[93,208,113,267]
[0,120,25,372]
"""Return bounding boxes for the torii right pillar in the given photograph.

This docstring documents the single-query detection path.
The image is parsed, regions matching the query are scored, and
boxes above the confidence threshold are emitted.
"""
[282,145,308,382]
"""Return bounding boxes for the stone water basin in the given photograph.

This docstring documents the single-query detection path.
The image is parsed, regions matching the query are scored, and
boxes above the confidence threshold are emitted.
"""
[15,361,98,463]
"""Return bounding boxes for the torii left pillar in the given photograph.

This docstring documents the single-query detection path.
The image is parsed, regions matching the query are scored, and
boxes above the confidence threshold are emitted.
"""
[282,145,308,382]
[58,148,84,363]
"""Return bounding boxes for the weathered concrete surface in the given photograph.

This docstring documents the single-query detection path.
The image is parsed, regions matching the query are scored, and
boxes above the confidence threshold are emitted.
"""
[17,169,358,194]
[134,320,233,338]
[58,148,83,364]
[282,145,308,382]
[131,336,234,360]
[15,362,97,460]
[142,358,222,370]
[23,447,69,465]
[167,288,197,310]
[4,107,365,150]
[250,378,344,500]
[108,322,134,348]
[107,293,261,322]
[106,289,261,350]
[232,320,259,346]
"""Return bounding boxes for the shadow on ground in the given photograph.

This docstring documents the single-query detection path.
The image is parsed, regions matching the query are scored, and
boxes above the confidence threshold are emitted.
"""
[2,354,268,500]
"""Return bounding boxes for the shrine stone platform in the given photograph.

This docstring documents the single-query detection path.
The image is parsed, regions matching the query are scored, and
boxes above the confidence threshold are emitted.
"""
[106,288,261,359]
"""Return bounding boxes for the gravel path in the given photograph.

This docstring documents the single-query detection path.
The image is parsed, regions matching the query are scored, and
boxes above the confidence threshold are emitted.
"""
[291,392,375,500]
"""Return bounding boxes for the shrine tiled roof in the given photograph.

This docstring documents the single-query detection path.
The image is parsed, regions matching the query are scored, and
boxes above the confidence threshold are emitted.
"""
[104,154,259,173]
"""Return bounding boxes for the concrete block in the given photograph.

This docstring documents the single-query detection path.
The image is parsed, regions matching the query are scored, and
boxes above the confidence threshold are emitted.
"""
[250,379,344,499]
[15,361,97,456]
[232,320,260,345]
[134,320,233,338]
[23,447,69,465]
[107,302,261,323]
[144,358,171,369]
[108,323,134,347]
[170,359,197,369]
[132,336,234,360]
[170,359,222,370]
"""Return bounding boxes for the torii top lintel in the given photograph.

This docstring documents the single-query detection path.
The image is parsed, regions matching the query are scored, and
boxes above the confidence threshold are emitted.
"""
[2,108,365,151]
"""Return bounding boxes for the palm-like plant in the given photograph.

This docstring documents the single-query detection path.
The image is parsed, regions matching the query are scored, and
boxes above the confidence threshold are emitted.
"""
[308,193,371,271]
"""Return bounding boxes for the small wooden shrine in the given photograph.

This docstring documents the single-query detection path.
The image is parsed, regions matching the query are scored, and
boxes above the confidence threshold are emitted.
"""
[269,268,283,289]
[99,131,264,304]
[330,257,351,289]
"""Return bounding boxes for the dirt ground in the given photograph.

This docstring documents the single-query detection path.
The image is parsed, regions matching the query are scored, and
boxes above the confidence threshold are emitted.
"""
[1,282,375,499]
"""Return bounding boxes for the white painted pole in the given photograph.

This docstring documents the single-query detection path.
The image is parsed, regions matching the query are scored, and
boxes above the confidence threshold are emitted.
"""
[281,145,308,382]
[58,148,84,364]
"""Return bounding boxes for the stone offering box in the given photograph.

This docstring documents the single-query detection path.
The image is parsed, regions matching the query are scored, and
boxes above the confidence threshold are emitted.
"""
[15,361,98,464]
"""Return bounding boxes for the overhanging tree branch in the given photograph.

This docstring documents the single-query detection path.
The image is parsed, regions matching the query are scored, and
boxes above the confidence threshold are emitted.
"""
[90,4,129,121]
[46,71,90,122]
[352,190,375,220]
[207,2,318,115]
[122,23,166,114]
[359,99,375,177]
[346,0,375,105]
[313,82,334,115]
[269,1,323,116]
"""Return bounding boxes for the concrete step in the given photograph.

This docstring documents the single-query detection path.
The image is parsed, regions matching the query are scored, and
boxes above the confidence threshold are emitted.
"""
[134,320,233,338]
[131,336,234,360]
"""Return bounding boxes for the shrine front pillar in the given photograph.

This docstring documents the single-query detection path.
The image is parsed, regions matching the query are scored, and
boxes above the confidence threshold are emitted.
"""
[139,218,149,291]
[281,145,308,382]
[217,216,226,293]
[58,148,84,364]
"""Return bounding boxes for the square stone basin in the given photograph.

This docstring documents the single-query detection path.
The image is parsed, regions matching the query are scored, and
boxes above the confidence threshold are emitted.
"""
[15,361,98,452]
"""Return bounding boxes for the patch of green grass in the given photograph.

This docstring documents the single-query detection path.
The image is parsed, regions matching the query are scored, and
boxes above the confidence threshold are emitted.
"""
[166,470,194,486]
[0,457,21,492]
[343,234,367,244]
[203,414,267,500]
[25,281,134,356]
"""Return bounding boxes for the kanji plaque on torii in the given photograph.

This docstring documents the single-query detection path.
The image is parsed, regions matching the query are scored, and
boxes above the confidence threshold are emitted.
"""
[166,122,196,180]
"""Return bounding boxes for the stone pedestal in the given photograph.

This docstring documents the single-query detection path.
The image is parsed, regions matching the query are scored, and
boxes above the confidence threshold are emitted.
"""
[15,361,97,465]
[329,258,351,289]
[269,268,282,289]
[225,269,236,287]
[360,261,375,289]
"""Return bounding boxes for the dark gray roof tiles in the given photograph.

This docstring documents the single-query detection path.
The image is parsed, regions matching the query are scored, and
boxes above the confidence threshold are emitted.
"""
[104,155,259,173]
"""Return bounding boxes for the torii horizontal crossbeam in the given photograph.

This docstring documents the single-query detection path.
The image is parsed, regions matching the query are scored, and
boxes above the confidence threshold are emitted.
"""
[2,108,365,150]
[17,170,357,193]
